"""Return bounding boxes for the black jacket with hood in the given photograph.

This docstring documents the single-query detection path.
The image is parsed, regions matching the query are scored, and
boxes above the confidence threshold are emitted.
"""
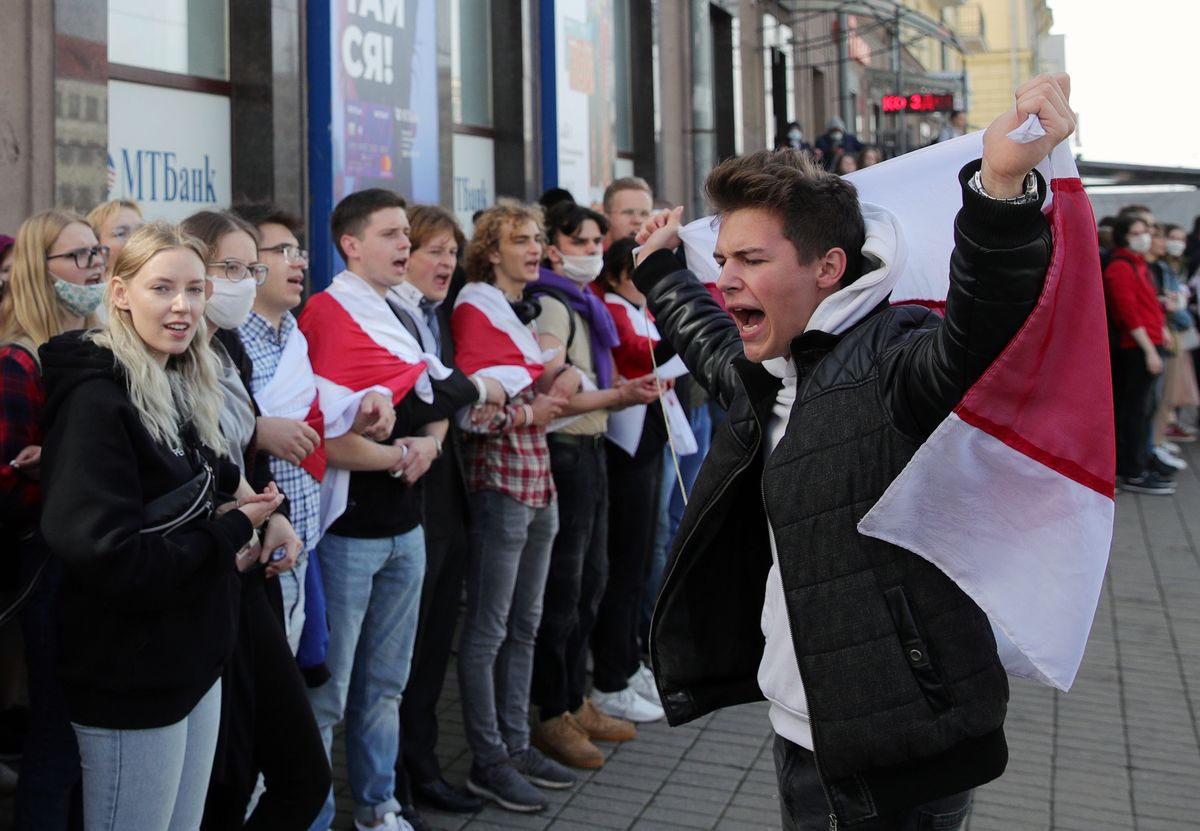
[637,161,1051,824]
[39,331,252,729]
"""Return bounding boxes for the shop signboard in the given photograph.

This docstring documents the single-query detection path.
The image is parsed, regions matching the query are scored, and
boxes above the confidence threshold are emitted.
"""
[309,0,440,289]
[106,80,232,222]
[452,133,495,237]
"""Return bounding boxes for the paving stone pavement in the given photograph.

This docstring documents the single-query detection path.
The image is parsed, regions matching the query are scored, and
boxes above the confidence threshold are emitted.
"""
[2,443,1197,830]
[322,442,1200,830]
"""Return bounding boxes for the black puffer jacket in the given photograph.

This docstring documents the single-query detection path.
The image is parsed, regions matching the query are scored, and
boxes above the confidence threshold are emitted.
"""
[638,161,1051,824]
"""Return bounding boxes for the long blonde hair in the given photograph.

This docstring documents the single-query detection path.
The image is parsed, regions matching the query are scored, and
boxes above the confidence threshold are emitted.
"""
[86,199,142,234]
[0,210,98,350]
[88,221,226,454]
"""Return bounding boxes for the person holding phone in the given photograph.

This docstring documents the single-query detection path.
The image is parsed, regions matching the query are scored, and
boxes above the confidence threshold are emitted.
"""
[37,221,282,831]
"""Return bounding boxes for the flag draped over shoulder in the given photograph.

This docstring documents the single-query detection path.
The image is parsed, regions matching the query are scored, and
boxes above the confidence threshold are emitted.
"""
[683,134,1114,691]
[451,281,552,396]
[852,135,1114,692]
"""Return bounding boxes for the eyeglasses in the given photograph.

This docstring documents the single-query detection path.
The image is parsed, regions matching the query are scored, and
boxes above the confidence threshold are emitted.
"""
[208,260,269,285]
[259,243,309,265]
[47,245,110,269]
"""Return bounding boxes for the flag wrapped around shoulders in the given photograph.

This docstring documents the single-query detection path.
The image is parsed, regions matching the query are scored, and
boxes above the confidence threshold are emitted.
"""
[682,134,1114,691]
[299,270,452,406]
[451,281,555,396]
[851,135,1114,692]
[298,270,453,532]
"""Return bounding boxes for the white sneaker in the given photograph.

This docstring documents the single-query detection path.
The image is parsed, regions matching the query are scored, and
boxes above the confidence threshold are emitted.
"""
[1162,440,1182,454]
[591,686,665,723]
[354,812,413,831]
[1154,445,1188,471]
[627,664,662,707]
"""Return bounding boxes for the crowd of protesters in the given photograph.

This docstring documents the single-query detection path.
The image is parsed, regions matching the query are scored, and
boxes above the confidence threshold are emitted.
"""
[0,175,709,831]
[1099,206,1200,495]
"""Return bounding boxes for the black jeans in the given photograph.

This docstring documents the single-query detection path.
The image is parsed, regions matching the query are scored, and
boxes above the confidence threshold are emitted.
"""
[201,575,330,830]
[592,439,663,692]
[773,735,972,831]
[15,546,83,831]
[1112,346,1157,478]
[531,435,608,720]
[397,455,470,793]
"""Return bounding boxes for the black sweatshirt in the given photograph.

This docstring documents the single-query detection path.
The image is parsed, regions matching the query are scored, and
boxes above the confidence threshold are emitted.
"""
[38,332,253,729]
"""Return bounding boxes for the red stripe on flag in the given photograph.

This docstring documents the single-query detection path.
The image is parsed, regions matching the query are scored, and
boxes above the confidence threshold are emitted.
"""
[952,176,1115,499]
[299,292,427,405]
[450,302,545,381]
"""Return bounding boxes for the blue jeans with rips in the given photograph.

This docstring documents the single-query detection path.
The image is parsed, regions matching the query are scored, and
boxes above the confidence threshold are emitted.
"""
[306,528,426,831]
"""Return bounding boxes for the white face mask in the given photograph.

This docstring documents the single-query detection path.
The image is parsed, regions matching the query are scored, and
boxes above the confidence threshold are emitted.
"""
[559,253,603,285]
[205,276,257,330]
[1127,233,1152,254]
[1166,240,1186,258]
[52,277,105,317]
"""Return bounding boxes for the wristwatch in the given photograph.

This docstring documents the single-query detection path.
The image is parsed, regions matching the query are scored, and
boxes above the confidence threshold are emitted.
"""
[969,170,1039,204]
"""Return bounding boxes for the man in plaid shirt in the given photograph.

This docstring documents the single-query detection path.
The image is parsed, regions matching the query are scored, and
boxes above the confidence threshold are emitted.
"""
[450,201,582,813]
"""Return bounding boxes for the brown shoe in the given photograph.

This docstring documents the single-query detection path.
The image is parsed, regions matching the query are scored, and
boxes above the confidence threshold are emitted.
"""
[573,698,636,742]
[531,713,605,769]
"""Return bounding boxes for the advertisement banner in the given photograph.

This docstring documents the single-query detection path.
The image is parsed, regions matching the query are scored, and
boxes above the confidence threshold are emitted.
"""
[310,0,440,289]
[106,81,231,223]
[547,0,615,207]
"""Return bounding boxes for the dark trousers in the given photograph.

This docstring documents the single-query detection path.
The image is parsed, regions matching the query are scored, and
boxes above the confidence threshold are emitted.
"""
[531,435,608,720]
[773,735,972,831]
[201,575,330,830]
[592,439,663,692]
[1112,346,1158,478]
[15,548,82,831]
[396,459,470,795]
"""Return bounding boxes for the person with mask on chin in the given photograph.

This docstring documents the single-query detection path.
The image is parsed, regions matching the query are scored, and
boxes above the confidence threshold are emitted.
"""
[179,210,331,830]
[1103,215,1174,495]
[1,209,106,830]
[525,202,661,772]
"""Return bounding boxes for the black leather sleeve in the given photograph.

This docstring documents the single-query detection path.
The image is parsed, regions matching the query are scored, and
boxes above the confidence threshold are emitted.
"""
[633,249,745,411]
[407,369,479,423]
[882,160,1052,440]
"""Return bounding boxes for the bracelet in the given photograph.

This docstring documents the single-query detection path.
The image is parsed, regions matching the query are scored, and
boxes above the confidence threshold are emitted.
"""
[521,403,535,427]
[471,375,488,405]
[428,434,443,457]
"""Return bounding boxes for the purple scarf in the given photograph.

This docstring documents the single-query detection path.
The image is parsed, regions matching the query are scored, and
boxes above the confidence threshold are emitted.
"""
[530,267,619,389]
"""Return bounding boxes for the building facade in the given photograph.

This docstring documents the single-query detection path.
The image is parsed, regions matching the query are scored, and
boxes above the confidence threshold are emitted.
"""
[0,0,1048,291]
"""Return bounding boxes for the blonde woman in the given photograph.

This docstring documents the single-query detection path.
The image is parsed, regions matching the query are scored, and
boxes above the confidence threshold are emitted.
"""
[38,221,281,831]
[86,199,143,279]
[0,209,105,828]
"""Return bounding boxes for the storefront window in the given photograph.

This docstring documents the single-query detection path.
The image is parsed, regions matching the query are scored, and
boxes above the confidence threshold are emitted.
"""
[451,0,493,127]
[108,0,228,81]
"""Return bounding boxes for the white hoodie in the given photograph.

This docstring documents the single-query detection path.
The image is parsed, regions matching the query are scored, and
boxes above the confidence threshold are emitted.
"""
[756,204,905,749]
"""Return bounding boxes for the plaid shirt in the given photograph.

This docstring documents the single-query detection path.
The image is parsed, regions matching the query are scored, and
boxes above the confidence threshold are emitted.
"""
[237,311,322,551]
[461,387,555,508]
[0,345,44,531]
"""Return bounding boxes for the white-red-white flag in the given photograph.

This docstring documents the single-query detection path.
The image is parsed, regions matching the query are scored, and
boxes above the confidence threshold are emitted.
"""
[451,281,554,396]
[854,136,1114,692]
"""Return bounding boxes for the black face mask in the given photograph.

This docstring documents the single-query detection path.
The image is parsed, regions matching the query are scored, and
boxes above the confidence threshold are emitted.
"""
[510,296,542,325]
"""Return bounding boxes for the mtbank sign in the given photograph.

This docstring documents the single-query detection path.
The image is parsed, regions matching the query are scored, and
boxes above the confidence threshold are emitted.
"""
[107,80,232,222]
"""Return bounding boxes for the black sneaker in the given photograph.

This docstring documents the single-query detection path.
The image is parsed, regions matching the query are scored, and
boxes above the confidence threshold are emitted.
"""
[510,745,577,790]
[1118,473,1176,495]
[467,758,547,813]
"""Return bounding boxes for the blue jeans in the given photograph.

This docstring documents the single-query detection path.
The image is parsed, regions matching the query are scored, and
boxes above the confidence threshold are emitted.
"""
[458,490,557,766]
[641,403,711,644]
[73,681,221,831]
[306,528,426,830]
